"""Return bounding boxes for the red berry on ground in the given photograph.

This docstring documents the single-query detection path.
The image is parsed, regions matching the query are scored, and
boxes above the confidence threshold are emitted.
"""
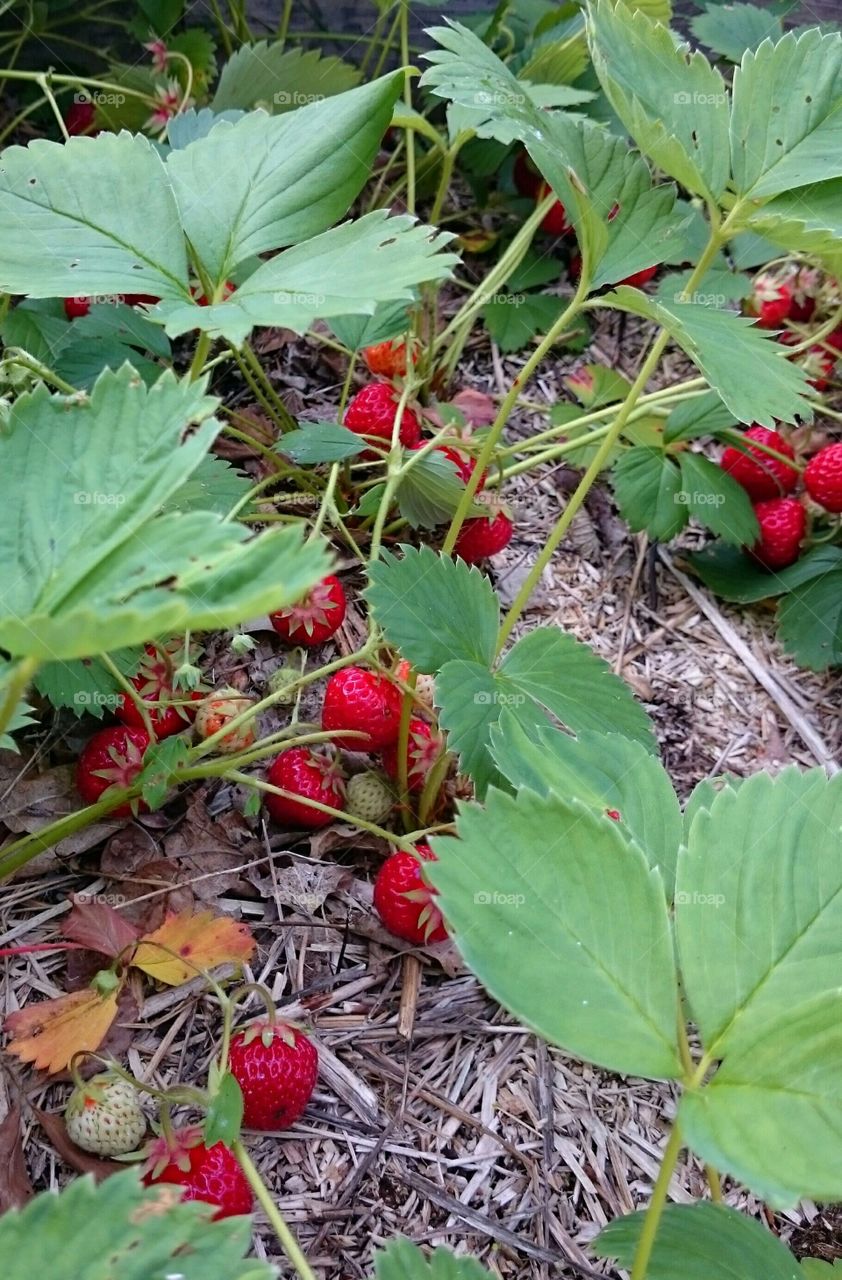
[720,426,798,501]
[143,1129,252,1220]
[76,725,150,816]
[749,498,806,570]
[374,844,448,945]
[228,1022,318,1131]
[264,746,345,827]
[64,100,98,136]
[344,381,421,451]
[804,443,842,513]
[513,150,541,199]
[64,296,91,320]
[454,511,514,564]
[362,339,415,379]
[322,666,403,750]
[381,717,443,792]
[270,574,346,647]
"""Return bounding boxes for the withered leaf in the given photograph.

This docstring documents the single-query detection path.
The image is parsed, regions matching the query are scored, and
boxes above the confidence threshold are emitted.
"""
[64,897,140,960]
[5,985,121,1074]
[131,910,255,986]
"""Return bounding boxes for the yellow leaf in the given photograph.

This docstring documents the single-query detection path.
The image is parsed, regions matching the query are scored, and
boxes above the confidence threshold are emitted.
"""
[4,987,119,1074]
[132,910,255,986]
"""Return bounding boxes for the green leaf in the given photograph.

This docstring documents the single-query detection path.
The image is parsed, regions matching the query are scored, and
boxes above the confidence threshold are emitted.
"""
[0,133,189,301]
[802,1263,842,1278]
[434,660,511,793]
[489,716,682,894]
[677,768,842,1058]
[0,660,36,751]
[517,34,589,86]
[212,43,361,113]
[375,1239,492,1280]
[166,108,246,149]
[730,29,842,200]
[587,0,730,202]
[161,455,253,518]
[156,212,456,345]
[656,264,751,307]
[167,76,402,282]
[0,1167,275,1280]
[481,290,566,352]
[682,773,745,840]
[279,423,365,464]
[677,452,759,546]
[689,543,842,602]
[72,302,172,360]
[0,367,330,660]
[505,248,563,292]
[602,288,813,425]
[2,299,71,366]
[138,736,190,809]
[594,1202,803,1279]
[34,650,142,719]
[741,179,842,277]
[366,546,500,671]
[329,301,411,351]
[55,342,162,391]
[778,569,842,670]
[396,450,474,529]
[664,390,735,444]
[428,789,681,1078]
[612,448,689,541]
[680,993,842,1205]
[204,1071,244,1146]
[691,3,782,63]
[566,362,632,408]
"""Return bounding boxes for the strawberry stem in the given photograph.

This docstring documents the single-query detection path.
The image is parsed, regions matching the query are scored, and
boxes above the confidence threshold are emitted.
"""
[232,1139,319,1280]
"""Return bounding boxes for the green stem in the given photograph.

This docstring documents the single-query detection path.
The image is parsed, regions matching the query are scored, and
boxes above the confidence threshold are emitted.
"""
[240,340,297,432]
[705,1165,723,1203]
[189,333,211,382]
[372,8,403,81]
[4,353,77,395]
[418,747,451,826]
[232,1140,318,1280]
[395,684,414,830]
[400,0,415,216]
[98,652,155,739]
[0,656,39,740]
[276,0,294,46]
[630,1122,684,1280]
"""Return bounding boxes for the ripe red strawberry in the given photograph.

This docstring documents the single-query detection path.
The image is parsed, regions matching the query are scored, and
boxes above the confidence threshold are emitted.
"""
[363,339,415,379]
[537,183,570,235]
[382,717,443,793]
[744,270,817,328]
[622,265,658,288]
[192,281,235,306]
[344,381,421,451]
[374,844,447,945]
[513,150,541,198]
[64,100,98,136]
[228,1022,318,1130]
[270,574,346,646]
[322,666,403,750]
[76,725,150,816]
[750,498,806,569]
[117,642,202,738]
[454,510,513,564]
[143,1127,252,1220]
[411,442,487,490]
[804,442,842,513]
[264,746,345,827]
[720,426,798,501]
[64,296,91,319]
[123,293,160,307]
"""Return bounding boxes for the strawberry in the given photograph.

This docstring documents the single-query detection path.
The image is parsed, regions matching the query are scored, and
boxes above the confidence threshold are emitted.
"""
[537,183,570,236]
[117,642,202,738]
[143,1127,252,1220]
[194,691,256,753]
[363,339,415,379]
[804,443,842,513]
[621,265,658,288]
[382,717,443,793]
[720,426,798,501]
[373,844,447,945]
[513,150,541,199]
[228,1022,318,1130]
[270,574,346,647]
[395,660,436,711]
[346,771,395,825]
[749,498,806,569]
[454,510,513,564]
[65,1073,146,1156]
[322,666,403,750]
[778,330,839,391]
[264,746,345,827]
[76,725,150,816]
[64,296,91,320]
[344,381,421,452]
[192,281,235,306]
[744,269,817,329]
[436,443,487,490]
[123,293,160,307]
[64,100,98,136]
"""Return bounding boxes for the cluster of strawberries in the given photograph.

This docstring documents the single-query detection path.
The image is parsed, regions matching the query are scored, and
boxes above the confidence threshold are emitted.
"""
[744,265,842,392]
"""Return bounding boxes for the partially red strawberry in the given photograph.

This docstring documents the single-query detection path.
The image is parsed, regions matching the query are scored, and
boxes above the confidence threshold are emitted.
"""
[264,746,345,827]
[749,498,806,569]
[537,183,570,236]
[228,1022,318,1130]
[344,382,421,452]
[194,691,256,754]
[513,150,541,198]
[411,442,487,490]
[64,100,98,136]
[780,330,842,391]
[76,725,150,816]
[142,1127,252,1220]
[363,339,415,379]
[382,717,443,793]
[744,270,817,328]
[117,642,202,738]
[374,844,447,945]
[322,666,403,750]
[64,296,91,319]
[720,426,798,500]
[804,442,842,513]
[454,510,513,564]
[270,575,346,647]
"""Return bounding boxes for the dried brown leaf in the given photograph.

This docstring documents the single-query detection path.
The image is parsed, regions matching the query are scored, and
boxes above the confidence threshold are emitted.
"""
[64,897,140,959]
[34,1107,122,1179]
[0,1104,33,1210]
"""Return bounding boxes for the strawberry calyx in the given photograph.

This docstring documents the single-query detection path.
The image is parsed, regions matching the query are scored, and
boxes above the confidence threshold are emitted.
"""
[142,1124,205,1180]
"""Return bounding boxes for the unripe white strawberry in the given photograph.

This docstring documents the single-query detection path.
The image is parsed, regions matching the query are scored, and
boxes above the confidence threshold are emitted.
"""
[65,1074,146,1156]
[346,771,395,825]
[414,673,436,711]
[194,689,255,753]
